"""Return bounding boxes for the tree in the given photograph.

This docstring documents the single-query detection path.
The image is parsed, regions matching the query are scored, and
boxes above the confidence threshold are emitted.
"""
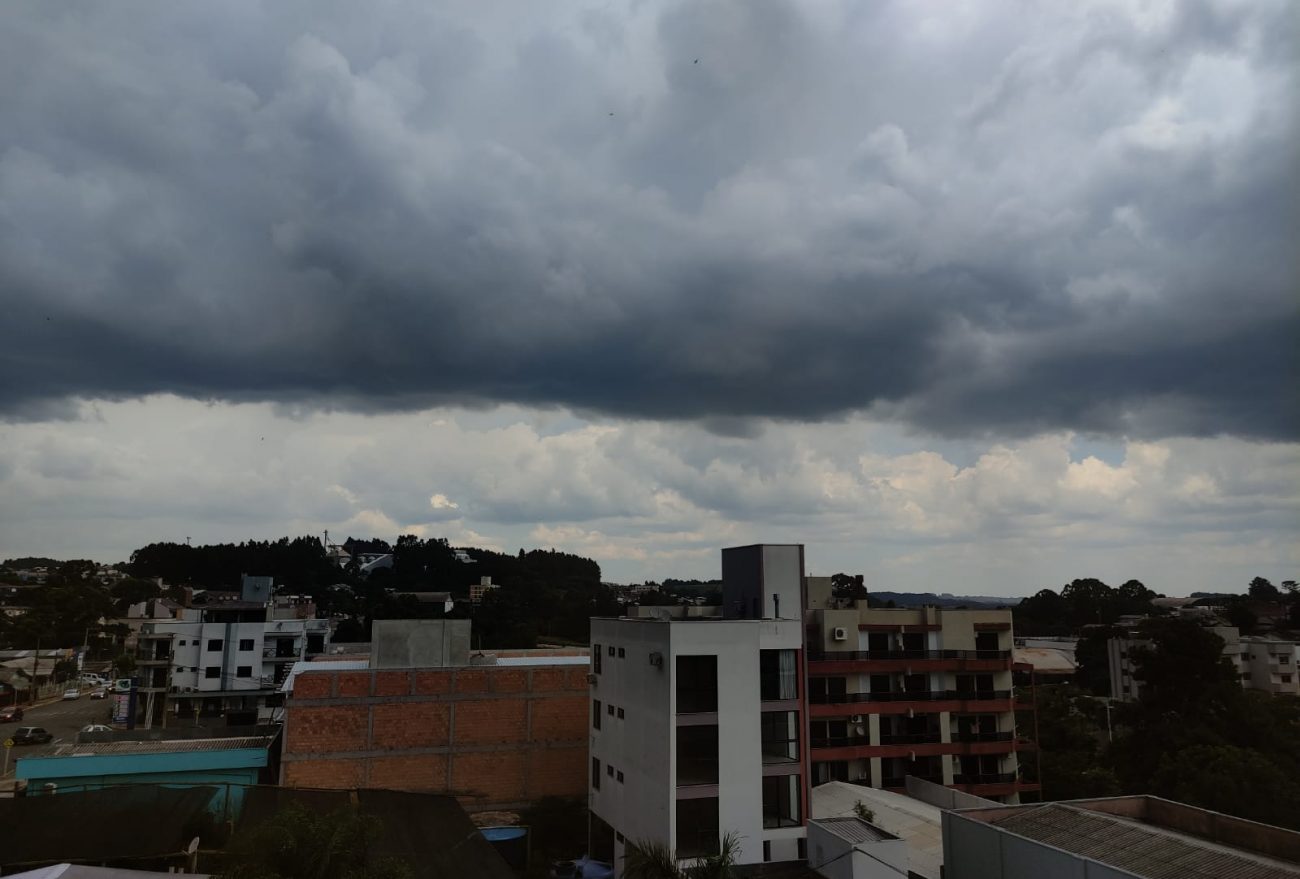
[1222,599,1257,635]
[1127,618,1238,715]
[53,659,79,683]
[1150,745,1300,828]
[112,653,136,677]
[622,833,739,879]
[222,803,411,879]
[1072,626,1120,695]
[831,573,868,602]
[1248,577,1280,599]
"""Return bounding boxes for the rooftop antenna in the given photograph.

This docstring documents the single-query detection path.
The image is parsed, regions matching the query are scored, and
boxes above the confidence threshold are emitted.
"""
[185,536,191,546]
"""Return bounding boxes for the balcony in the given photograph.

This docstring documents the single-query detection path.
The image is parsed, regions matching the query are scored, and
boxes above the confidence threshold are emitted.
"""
[954,731,1013,743]
[136,650,173,665]
[811,689,1013,718]
[808,649,1012,675]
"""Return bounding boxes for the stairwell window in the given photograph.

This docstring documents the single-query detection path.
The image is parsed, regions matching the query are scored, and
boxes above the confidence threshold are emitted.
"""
[593,646,602,674]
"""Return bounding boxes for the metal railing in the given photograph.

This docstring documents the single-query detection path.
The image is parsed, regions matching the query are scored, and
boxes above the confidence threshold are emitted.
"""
[809,649,1010,661]
[954,730,1014,743]
[810,689,1011,705]
[954,772,1017,785]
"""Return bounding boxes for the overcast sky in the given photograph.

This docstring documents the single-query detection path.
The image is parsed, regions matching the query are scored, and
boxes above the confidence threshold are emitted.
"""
[1,0,1295,594]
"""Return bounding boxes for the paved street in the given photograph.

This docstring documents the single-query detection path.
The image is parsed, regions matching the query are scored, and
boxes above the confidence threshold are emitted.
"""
[1,688,111,779]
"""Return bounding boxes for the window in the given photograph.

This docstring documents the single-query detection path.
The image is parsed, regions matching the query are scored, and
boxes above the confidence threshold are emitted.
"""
[593,700,602,730]
[617,770,624,783]
[593,646,601,674]
[592,758,600,790]
[759,649,798,701]
[204,667,220,679]
[207,639,223,651]
[676,798,719,859]
[608,645,615,656]
[607,764,614,777]
[618,647,625,658]
[607,704,614,716]
[676,655,718,713]
[236,666,253,678]
[177,640,186,646]
[763,841,771,862]
[677,725,719,786]
[617,707,625,719]
[239,639,255,651]
[762,775,802,828]
[761,711,799,763]
[1282,675,1293,683]
[1282,656,1291,665]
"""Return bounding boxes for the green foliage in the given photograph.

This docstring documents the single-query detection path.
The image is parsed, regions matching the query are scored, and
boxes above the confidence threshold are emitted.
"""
[622,833,740,879]
[112,653,137,676]
[1248,576,1280,599]
[852,801,874,823]
[53,659,79,682]
[519,797,587,877]
[1150,745,1300,828]
[1014,578,1158,635]
[1072,626,1120,695]
[222,803,412,879]
[831,573,868,602]
[0,581,113,649]
[110,577,162,613]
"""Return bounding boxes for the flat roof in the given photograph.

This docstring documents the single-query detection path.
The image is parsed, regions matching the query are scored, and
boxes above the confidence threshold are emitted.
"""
[812,781,943,879]
[48,736,275,757]
[281,659,369,692]
[974,802,1300,879]
[813,816,897,844]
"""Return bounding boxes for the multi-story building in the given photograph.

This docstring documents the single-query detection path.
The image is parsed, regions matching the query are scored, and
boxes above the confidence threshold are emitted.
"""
[1107,623,1245,702]
[1240,636,1300,696]
[588,545,810,872]
[134,576,330,725]
[803,578,1034,803]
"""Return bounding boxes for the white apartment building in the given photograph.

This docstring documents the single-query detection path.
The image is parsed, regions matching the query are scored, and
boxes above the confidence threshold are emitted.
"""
[1241,636,1300,696]
[134,576,329,725]
[588,545,810,873]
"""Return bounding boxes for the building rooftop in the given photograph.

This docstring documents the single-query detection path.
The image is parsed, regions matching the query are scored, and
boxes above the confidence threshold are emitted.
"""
[281,659,370,692]
[961,799,1300,879]
[1013,646,1078,674]
[813,815,897,844]
[48,736,275,757]
[812,781,943,879]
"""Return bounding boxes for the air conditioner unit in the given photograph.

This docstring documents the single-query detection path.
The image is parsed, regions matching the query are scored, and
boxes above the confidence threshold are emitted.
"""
[850,715,863,724]
[832,627,848,641]
[648,652,664,668]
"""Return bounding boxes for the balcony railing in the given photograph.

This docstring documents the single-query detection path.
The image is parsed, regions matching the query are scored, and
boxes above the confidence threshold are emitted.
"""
[882,774,942,788]
[955,772,1016,786]
[954,731,1013,743]
[811,735,872,749]
[809,649,1010,661]
[810,690,1011,705]
[136,651,173,663]
[879,732,944,745]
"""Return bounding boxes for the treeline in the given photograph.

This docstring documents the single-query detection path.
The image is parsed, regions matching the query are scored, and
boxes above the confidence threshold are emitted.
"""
[1013,578,1160,635]
[1031,618,1300,829]
[129,537,338,593]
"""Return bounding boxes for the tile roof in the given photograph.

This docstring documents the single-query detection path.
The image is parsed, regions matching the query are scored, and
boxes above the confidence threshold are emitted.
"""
[992,804,1300,879]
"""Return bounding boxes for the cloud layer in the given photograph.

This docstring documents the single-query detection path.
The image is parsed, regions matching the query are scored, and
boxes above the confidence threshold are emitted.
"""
[2,397,1295,592]
[1,0,1295,437]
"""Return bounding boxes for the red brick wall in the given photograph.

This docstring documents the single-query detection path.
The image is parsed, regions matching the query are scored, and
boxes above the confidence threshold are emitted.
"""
[281,663,590,811]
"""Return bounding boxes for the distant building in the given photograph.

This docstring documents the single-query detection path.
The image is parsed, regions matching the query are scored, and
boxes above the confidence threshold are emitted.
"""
[1241,636,1300,696]
[1107,623,1245,702]
[470,576,499,605]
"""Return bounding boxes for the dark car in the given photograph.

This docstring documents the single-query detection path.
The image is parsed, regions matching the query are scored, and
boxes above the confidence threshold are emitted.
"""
[0,706,23,722]
[12,726,53,745]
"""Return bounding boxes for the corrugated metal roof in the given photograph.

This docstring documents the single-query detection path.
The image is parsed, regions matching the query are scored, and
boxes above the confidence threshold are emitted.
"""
[992,804,1300,879]
[813,816,896,844]
[49,736,275,757]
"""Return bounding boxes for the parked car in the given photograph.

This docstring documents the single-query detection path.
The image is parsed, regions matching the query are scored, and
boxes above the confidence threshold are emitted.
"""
[61,688,81,701]
[0,706,23,722]
[12,726,53,745]
[89,688,107,700]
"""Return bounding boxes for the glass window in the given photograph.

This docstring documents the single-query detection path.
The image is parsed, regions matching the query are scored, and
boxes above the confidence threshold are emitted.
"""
[608,704,614,716]
[239,639,255,651]
[608,645,615,656]
[617,707,625,719]
[592,758,600,790]
[618,647,626,658]
[616,770,624,783]
[593,645,602,674]
[593,699,602,730]
[207,639,223,651]
[236,666,253,678]
[204,667,220,679]
[760,650,798,701]
[676,798,719,859]
[760,711,799,763]
[676,655,718,713]
[676,724,719,786]
[762,775,801,828]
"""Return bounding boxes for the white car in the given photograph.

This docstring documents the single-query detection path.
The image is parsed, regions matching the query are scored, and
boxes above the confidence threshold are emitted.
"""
[61,688,80,700]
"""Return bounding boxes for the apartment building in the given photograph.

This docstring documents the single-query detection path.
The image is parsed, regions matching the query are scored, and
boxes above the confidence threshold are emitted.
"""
[803,579,1034,803]
[134,576,330,725]
[1241,636,1300,696]
[1107,623,1245,701]
[588,544,810,872]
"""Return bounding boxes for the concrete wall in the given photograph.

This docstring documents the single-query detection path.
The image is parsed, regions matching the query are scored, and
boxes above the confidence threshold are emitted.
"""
[721,544,804,621]
[808,822,907,879]
[280,662,588,811]
[372,619,470,669]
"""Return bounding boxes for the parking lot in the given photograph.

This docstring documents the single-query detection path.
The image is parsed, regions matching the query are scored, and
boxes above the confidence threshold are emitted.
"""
[1,688,112,780]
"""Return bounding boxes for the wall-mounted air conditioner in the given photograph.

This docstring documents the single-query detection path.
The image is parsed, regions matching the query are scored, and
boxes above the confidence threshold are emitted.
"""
[850,715,863,723]
[649,652,664,668]
[832,627,849,641]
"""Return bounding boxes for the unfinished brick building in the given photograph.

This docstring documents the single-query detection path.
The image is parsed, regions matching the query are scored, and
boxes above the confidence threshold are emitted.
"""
[280,656,590,811]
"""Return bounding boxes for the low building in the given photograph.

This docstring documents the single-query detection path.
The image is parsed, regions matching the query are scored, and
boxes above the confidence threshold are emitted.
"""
[1241,637,1300,696]
[943,796,1300,878]
[279,621,590,812]
[15,736,277,796]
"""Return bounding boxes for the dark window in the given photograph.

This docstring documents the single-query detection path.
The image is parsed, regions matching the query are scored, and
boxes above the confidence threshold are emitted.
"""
[1282,656,1291,665]
[592,758,600,790]
[593,646,602,674]
[676,798,719,859]
[676,724,719,786]
[762,775,801,828]
[207,639,223,651]
[797,838,807,861]
[676,655,718,713]
[204,667,220,679]
[608,704,615,716]
[593,699,602,730]
[238,639,255,651]
[607,764,614,777]
[608,645,615,656]
[235,666,253,678]
[618,647,626,658]
[617,707,625,719]
[763,841,771,862]
[760,649,798,701]
[1283,675,1293,683]
[177,640,186,646]
[760,711,799,763]
[617,770,624,782]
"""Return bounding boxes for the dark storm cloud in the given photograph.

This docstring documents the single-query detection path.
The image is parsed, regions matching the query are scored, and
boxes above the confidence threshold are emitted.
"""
[0,0,1295,438]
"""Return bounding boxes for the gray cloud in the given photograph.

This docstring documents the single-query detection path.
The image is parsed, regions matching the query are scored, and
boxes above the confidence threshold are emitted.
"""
[0,0,1295,438]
